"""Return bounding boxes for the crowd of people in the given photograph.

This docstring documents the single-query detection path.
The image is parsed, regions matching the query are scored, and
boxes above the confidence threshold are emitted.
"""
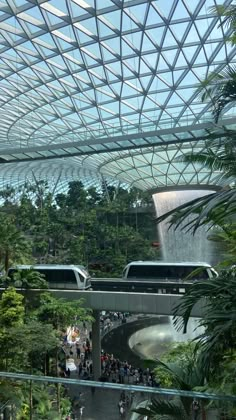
[99,351,160,387]
[60,313,160,389]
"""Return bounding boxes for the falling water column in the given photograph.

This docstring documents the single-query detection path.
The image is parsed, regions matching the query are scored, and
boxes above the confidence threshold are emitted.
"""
[153,190,219,264]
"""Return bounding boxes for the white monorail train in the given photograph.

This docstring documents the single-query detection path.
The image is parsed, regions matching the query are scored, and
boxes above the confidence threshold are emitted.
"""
[122,261,217,281]
[8,264,91,290]
[7,261,217,291]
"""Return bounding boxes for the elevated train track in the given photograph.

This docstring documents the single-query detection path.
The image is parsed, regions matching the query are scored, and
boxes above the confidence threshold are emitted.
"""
[91,278,193,294]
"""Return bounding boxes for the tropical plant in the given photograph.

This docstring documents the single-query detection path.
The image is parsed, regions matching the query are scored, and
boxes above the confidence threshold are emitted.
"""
[134,354,204,420]
[133,397,189,420]
[0,213,32,273]
[173,266,236,377]
[155,4,236,235]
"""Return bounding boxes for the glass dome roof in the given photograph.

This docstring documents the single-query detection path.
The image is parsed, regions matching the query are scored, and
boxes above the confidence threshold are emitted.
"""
[0,0,234,191]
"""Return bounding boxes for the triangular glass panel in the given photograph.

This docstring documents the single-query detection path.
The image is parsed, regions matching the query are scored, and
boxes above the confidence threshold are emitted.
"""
[88,68,104,82]
[107,100,119,114]
[162,49,177,66]
[44,10,64,26]
[99,107,114,118]
[82,43,102,61]
[111,81,122,96]
[171,1,189,20]
[213,45,226,63]
[167,92,182,106]
[155,0,173,19]
[154,90,169,105]
[142,34,155,52]
[140,58,153,74]
[101,44,117,60]
[194,47,207,65]
[192,66,207,80]
[122,83,139,96]
[142,97,156,110]
[83,89,96,102]
[206,21,223,40]
[183,45,198,62]
[103,37,120,56]
[123,56,139,73]
[184,25,200,44]
[146,27,165,47]
[159,71,173,86]
[170,21,189,42]
[177,87,194,101]
[37,45,54,58]
[162,29,178,48]
[98,19,115,37]
[70,1,90,18]
[78,17,98,37]
[105,10,121,30]
[83,51,99,66]
[122,11,139,32]
[150,77,168,91]
[56,37,75,51]
[129,3,148,25]
[173,69,183,84]
[124,31,142,50]
[139,75,152,90]
[204,43,219,60]
[74,27,92,44]
[105,69,119,83]
[175,51,187,67]
[121,38,136,56]
[146,4,163,26]
[194,18,213,38]
[120,102,134,114]
[157,55,169,71]
[106,60,121,77]
[122,64,134,78]
[33,33,56,49]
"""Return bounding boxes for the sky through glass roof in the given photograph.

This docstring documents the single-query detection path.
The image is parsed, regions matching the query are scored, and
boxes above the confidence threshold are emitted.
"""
[0,0,234,191]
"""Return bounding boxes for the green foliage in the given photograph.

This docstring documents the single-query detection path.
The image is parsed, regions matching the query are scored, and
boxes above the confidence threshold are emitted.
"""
[173,267,236,377]
[0,287,24,328]
[0,180,157,275]
[37,292,93,329]
[0,212,32,272]
[10,269,48,289]
[133,397,188,420]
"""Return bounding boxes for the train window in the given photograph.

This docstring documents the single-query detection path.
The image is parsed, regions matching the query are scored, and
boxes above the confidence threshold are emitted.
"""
[33,269,77,284]
[127,265,209,280]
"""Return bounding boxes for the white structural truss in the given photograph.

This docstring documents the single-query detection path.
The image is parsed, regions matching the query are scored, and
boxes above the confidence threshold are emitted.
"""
[0,0,235,191]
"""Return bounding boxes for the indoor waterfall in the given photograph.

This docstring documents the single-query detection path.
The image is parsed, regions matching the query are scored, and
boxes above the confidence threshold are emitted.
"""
[153,190,219,264]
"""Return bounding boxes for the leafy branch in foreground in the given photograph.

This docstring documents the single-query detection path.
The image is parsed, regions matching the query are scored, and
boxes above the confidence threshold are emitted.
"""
[173,267,236,376]
[155,187,236,234]
[155,127,236,234]
[133,397,188,420]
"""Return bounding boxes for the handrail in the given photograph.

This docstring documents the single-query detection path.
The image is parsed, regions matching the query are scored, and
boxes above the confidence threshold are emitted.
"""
[0,372,235,402]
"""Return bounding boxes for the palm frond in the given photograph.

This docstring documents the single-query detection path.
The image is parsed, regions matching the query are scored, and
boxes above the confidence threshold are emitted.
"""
[173,267,236,373]
[155,188,236,234]
[177,149,236,176]
[209,5,236,30]
[133,397,188,420]
[195,64,236,121]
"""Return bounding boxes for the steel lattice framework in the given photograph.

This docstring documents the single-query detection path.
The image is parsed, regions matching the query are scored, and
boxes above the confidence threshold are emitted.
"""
[0,0,235,192]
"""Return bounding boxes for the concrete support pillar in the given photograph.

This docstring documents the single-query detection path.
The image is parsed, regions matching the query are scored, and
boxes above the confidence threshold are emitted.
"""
[92,310,101,380]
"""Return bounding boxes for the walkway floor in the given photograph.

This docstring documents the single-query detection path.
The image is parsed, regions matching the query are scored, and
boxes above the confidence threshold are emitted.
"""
[69,383,127,420]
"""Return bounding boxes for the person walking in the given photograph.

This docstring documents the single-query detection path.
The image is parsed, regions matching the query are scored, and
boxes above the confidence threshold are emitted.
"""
[192,399,200,420]
[79,406,85,419]
[119,403,125,419]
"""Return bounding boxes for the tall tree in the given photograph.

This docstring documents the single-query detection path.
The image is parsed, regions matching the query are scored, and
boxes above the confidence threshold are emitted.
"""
[0,213,32,273]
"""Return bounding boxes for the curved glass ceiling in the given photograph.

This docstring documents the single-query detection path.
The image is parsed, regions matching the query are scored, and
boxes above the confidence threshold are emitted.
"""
[0,0,234,191]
